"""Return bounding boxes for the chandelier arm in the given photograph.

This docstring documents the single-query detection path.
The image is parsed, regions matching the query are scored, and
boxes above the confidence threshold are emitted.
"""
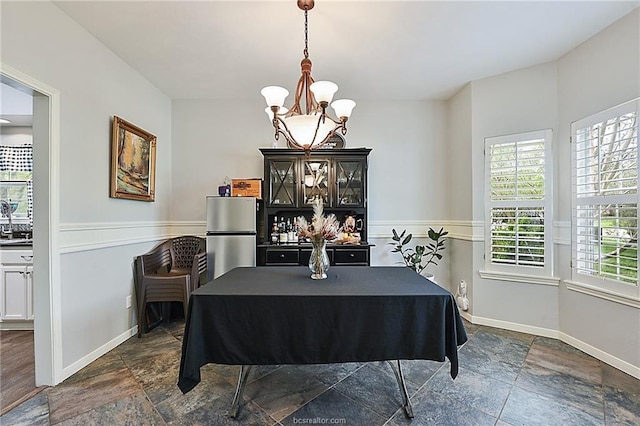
[310,127,339,150]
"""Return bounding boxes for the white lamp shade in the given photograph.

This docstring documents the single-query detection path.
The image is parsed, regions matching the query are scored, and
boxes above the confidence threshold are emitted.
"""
[331,99,356,118]
[264,106,288,121]
[310,81,338,104]
[284,114,335,147]
[261,86,289,108]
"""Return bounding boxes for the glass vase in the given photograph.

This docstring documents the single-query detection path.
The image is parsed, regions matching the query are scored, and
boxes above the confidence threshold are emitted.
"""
[309,239,330,280]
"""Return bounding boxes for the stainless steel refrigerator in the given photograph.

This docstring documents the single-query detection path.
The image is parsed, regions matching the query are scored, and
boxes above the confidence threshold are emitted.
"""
[206,196,257,280]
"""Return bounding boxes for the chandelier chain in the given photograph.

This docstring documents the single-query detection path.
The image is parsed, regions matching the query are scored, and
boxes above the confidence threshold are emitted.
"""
[303,9,309,59]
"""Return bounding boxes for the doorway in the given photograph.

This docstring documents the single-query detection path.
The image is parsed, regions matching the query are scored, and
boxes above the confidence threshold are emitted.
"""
[1,66,60,387]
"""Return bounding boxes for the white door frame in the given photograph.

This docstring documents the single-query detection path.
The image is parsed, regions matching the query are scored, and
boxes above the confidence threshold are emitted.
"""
[1,63,62,386]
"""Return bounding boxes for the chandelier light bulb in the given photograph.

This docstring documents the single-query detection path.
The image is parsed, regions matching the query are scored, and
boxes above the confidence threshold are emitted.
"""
[261,86,289,108]
[331,99,356,119]
[309,81,338,104]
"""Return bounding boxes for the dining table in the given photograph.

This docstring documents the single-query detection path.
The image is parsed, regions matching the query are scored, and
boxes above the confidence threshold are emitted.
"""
[177,266,467,418]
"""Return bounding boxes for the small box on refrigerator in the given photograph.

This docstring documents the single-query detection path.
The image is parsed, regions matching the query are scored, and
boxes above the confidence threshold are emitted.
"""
[231,179,262,199]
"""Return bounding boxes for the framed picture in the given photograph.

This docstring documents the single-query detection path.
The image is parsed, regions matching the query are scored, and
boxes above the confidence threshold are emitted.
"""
[110,116,157,202]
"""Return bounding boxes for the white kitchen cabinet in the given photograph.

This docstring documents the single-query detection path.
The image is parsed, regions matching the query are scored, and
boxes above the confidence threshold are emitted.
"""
[0,249,34,321]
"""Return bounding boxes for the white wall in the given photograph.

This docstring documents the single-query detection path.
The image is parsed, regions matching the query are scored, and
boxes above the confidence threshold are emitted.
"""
[556,8,640,370]
[1,1,172,381]
[171,99,452,283]
[452,8,639,375]
[0,127,32,145]
[470,61,560,330]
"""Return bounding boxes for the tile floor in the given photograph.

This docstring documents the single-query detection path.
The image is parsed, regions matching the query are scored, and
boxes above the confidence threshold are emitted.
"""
[2,319,639,425]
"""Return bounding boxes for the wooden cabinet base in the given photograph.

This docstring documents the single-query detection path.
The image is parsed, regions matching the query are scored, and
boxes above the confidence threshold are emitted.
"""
[258,244,371,266]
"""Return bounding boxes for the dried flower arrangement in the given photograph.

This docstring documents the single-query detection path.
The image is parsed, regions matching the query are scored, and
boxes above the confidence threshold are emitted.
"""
[297,199,341,243]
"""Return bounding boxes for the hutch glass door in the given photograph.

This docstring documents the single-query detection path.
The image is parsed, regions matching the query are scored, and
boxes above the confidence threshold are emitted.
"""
[268,159,297,206]
[335,159,365,207]
[302,159,330,206]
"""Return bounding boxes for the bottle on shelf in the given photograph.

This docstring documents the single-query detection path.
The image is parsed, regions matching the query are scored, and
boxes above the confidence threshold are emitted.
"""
[279,216,288,244]
[286,218,294,242]
[291,217,299,243]
[271,217,279,244]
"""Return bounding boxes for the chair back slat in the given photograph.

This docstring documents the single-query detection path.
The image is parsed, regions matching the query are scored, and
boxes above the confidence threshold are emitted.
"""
[171,236,205,270]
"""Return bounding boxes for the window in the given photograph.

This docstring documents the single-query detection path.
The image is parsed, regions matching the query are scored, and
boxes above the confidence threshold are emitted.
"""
[571,99,638,299]
[484,129,553,277]
[0,144,33,225]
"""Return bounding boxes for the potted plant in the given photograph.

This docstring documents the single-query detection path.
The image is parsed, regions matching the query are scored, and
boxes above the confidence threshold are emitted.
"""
[390,227,448,277]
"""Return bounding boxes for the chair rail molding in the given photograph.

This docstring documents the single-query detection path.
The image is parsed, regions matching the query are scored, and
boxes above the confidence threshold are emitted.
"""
[369,220,483,241]
[59,221,173,253]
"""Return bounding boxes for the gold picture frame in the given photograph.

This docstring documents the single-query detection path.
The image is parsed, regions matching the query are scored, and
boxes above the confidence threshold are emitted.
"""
[110,116,157,202]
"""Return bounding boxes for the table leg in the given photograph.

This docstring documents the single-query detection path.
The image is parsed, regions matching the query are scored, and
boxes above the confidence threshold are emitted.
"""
[387,360,414,418]
[229,365,252,418]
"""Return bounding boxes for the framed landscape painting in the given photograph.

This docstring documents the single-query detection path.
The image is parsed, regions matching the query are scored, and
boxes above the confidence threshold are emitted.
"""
[110,116,157,202]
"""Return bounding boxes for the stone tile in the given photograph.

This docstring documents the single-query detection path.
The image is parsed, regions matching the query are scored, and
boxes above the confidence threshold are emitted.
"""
[602,363,640,395]
[478,325,536,345]
[159,319,186,339]
[465,330,532,367]
[396,359,443,388]
[500,385,603,426]
[515,362,604,418]
[166,395,277,426]
[61,350,127,385]
[425,365,511,418]
[248,365,283,384]
[244,365,329,421]
[461,319,481,338]
[388,387,496,426]
[47,366,143,424]
[333,363,419,419]
[604,384,640,425]
[290,363,363,387]
[154,367,237,421]
[56,391,165,425]
[281,388,387,426]
[0,391,49,426]
[116,331,182,368]
[127,349,183,405]
[457,337,524,384]
[526,337,601,384]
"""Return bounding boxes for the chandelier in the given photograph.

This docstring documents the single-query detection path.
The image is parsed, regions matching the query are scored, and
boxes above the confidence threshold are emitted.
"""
[261,0,355,152]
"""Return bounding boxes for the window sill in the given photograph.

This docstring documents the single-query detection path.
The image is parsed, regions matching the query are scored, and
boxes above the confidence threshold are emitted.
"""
[478,270,560,286]
[564,280,640,309]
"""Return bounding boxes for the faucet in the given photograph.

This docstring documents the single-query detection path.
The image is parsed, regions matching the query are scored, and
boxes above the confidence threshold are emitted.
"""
[0,199,13,239]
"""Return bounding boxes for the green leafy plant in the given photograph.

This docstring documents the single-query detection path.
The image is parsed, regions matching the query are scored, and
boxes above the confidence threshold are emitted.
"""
[390,227,449,274]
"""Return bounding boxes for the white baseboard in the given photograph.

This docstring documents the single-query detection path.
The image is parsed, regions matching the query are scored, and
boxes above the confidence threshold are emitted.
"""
[467,313,560,338]
[61,325,138,381]
[461,312,639,380]
[559,332,640,380]
[0,320,34,330]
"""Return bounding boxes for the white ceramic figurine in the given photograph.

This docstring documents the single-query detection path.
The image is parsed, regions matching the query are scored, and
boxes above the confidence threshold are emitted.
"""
[456,280,469,311]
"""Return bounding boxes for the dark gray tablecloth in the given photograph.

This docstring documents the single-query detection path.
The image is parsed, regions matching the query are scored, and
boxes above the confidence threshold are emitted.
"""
[178,266,467,394]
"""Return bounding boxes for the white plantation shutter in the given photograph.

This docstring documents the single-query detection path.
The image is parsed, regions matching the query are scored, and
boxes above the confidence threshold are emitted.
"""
[485,130,552,275]
[572,99,639,295]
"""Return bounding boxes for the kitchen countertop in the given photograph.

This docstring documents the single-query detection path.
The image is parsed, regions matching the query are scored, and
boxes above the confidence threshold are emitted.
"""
[0,239,33,248]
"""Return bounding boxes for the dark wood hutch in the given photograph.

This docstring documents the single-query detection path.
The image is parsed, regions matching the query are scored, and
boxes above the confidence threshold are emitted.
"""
[257,148,372,266]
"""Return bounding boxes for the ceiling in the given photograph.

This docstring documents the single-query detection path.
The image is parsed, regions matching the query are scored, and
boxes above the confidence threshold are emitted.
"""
[0,82,33,127]
[41,1,640,102]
